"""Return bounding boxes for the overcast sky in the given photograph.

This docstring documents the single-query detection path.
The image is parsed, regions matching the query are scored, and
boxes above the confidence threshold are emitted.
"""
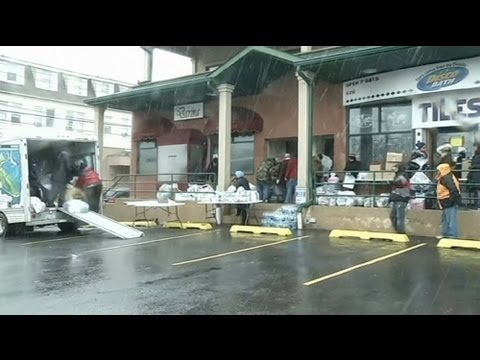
[0,46,193,84]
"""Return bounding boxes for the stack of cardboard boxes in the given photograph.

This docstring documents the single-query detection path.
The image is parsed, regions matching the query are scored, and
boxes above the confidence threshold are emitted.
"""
[367,152,404,181]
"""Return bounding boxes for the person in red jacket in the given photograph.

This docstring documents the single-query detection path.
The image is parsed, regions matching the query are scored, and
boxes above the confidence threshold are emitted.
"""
[284,153,298,204]
[76,163,102,213]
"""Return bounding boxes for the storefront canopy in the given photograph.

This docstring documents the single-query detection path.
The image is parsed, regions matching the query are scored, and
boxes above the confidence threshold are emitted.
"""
[296,46,480,83]
[85,46,480,112]
[85,46,301,112]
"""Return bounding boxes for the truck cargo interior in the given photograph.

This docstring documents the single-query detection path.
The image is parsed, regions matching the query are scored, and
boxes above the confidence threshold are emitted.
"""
[26,140,97,198]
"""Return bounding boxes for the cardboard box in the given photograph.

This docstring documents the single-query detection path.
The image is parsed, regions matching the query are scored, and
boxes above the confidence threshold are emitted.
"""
[369,164,382,172]
[381,171,396,181]
[386,152,404,163]
[385,161,402,171]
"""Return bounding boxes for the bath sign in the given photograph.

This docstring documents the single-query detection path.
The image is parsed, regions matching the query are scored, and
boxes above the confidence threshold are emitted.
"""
[174,102,204,121]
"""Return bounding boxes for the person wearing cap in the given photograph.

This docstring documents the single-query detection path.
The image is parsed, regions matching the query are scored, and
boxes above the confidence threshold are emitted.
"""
[232,170,250,225]
[435,143,454,168]
[407,141,430,177]
[436,160,462,238]
[344,153,363,178]
[415,141,428,158]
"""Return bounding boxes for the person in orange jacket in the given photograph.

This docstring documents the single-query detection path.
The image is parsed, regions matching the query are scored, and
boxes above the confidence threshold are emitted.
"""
[76,163,102,213]
[436,158,462,238]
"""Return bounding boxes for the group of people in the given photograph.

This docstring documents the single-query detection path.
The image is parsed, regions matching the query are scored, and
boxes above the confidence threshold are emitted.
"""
[205,152,301,205]
[255,153,298,204]
[389,141,465,238]
[28,145,103,213]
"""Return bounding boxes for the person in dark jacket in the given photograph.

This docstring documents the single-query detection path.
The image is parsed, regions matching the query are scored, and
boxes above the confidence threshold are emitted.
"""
[467,145,480,208]
[206,156,218,184]
[437,162,462,238]
[29,157,47,200]
[388,163,413,234]
[344,153,363,178]
[454,147,467,180]
[274,154,290,203]
[46,146,73,207]
[232,170,250,225]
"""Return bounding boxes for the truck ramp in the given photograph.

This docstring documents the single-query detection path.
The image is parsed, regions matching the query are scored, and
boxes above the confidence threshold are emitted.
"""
[59,209,144,239]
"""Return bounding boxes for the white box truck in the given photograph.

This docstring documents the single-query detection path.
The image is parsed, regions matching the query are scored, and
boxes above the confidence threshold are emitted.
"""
[0,131,143,239]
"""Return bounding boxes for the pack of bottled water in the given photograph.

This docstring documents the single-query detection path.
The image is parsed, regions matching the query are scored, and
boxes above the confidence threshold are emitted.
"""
[262,205,298,229]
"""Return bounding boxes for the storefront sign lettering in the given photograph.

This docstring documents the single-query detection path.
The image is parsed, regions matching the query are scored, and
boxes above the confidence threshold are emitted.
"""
[174,103,204,121]
[412,90,480,129]
[418,97,480,123]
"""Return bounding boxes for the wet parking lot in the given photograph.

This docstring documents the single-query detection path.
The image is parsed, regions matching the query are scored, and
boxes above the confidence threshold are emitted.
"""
[1,225,480,314]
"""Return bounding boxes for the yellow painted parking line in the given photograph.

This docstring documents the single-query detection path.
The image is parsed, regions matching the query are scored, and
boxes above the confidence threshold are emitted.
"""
[80,230,223,255]
[304,243,427,286]
[22,235,87,246]
[172,235,311,266]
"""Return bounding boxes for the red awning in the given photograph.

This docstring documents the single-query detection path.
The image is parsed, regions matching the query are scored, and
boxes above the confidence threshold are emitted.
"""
[203,106,263,135]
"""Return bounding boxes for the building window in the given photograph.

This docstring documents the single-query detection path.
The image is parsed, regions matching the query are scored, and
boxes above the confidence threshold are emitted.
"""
[0,111,6,121]
[139,140,157,175]
[104,125,112,134]
[65,110,86,132]
[64,75,88,96]
[93,81,115,97]
[34,106,44,127]
[9,102,22,124]
[0,61,25,85]
[46,108,55,127]
[32,68,58,91]
[11,113,21,123]
[231,134,255,175]
[348,103,413,166]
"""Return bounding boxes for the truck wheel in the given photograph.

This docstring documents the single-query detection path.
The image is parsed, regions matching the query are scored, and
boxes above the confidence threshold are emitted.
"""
[0,213,8,238]
[58,222,79,234]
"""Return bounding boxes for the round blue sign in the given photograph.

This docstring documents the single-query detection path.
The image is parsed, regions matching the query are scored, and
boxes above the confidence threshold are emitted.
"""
[417,66,469,92]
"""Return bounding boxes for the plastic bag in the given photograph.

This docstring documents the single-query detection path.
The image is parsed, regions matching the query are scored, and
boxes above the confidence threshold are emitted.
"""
[64,199,89,213]
[30,197,46,214]
[343,174,356,190]
[410,172,431,192]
